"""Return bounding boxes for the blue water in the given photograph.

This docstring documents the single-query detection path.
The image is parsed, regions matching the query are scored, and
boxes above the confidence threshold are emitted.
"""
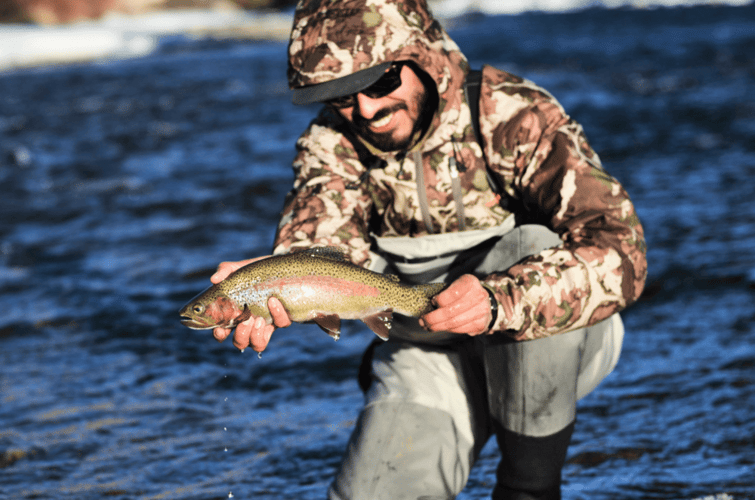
[1,4,754,499]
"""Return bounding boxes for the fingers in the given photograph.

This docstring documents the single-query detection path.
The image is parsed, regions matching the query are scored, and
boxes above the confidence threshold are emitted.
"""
[421,274,492,336]
[211,255,270,284]
[213,327,232,342]
[210,261,244,284]
[268,297,292,328]
[232,317,275,352]
[213,296,289,353]
[423,303,490,334]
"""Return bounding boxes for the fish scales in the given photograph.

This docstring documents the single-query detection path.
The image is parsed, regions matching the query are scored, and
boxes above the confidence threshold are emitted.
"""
[223,254,427,318]
[179,247,445,341]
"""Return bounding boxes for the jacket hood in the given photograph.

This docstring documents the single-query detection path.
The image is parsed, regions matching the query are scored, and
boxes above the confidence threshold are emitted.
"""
[288,0,470,151]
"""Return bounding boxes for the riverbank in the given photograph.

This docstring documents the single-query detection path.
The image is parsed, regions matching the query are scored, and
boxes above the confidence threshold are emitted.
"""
[2,0,753,72]
[0,8,291,71]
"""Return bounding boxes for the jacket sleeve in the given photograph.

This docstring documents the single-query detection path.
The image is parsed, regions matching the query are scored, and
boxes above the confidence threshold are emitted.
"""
[479,69,647,340]
[272,118,375,267]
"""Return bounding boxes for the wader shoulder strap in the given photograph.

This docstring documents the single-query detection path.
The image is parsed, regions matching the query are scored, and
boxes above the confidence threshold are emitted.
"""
[465,69,536,221]
[464,70,502,196]
[464,70,484,156]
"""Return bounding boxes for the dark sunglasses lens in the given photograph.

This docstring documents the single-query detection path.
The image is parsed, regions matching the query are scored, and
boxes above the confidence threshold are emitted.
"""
[362,64,402,98]
[327,63,404,108]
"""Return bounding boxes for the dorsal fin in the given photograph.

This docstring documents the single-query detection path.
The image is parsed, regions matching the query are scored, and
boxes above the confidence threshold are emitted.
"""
[292,246,350,262]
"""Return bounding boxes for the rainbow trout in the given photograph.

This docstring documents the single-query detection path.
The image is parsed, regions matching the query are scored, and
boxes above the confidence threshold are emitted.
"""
[179,247,445,340]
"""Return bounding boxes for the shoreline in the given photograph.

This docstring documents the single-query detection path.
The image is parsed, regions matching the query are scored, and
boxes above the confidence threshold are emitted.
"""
[0,8,293,72]
[1,0,752,73]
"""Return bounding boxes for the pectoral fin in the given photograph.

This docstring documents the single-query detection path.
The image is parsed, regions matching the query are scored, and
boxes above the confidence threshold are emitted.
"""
[312,314,342,341]
[231,305,253,328]
[361,310,393,341]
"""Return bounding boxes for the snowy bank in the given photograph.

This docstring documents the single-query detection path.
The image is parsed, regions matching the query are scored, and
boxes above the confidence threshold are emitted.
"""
[0,8,291,71]
[1,0,752,71]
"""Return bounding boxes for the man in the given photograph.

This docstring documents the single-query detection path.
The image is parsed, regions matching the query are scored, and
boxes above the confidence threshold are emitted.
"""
[212,0,647,498]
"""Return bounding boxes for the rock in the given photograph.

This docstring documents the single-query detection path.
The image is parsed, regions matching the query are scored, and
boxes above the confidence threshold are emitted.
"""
[7,0,122,24]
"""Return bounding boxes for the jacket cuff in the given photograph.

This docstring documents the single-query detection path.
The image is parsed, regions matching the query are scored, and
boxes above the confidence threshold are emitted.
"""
[481,283,500,333]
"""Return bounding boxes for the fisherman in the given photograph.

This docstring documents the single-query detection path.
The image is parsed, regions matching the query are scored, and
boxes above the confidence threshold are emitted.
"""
[211,0,647,498]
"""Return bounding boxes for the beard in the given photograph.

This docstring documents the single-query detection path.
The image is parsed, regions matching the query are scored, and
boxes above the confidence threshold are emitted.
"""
[351,84,432,152]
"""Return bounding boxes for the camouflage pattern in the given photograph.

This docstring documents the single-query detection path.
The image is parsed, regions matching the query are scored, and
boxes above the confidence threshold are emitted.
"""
[275,0,647,341]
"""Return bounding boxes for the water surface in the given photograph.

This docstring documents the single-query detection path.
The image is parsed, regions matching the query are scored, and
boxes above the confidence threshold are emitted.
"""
[1,4,754,499]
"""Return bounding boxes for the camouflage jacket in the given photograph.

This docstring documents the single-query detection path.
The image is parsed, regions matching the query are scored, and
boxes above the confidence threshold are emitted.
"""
[274,0,647,340]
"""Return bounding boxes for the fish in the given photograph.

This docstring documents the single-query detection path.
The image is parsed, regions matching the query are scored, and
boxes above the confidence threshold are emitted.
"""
[178,247,445,340]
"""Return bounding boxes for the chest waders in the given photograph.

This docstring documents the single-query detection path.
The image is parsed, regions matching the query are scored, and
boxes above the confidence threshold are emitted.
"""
[329,72,623,500]
[334,216,623,500]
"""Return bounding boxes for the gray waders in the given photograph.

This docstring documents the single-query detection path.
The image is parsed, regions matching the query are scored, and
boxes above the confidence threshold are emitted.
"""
[328,221,623,500]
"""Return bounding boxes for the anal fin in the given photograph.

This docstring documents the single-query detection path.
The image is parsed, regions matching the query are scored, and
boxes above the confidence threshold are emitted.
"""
[312,314,342,341]
[361,310,392,341]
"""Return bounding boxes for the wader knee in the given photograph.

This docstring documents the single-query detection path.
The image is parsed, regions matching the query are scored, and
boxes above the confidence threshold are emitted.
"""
[491,420,575,500]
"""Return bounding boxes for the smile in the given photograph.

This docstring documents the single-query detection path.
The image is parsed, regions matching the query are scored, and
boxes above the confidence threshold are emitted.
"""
[369,111,394,130]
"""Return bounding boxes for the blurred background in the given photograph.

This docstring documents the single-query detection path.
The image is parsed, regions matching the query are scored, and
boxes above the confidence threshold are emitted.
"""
[1,0,754,499]
[2,0,291,26]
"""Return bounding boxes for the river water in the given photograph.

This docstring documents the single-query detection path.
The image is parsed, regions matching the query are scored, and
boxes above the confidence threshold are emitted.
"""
[1,4,754,499]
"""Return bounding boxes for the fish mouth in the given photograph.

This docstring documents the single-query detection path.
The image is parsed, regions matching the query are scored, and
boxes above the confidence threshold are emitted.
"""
[180,316,214,330]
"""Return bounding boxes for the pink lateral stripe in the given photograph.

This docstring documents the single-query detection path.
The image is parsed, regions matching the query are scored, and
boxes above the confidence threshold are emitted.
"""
[265,276,381,297]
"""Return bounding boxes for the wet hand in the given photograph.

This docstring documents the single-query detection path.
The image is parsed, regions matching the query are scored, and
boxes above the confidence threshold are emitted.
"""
[210,256,292,352]
[212,296,291,352]
[210,256,267,284]
[420,274,494,336]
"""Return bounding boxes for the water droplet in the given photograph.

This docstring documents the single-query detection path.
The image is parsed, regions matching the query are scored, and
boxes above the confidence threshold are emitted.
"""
[257,352,263,359]
[9,146,32,167]
[241,349,245,353]
[228,492,234,498]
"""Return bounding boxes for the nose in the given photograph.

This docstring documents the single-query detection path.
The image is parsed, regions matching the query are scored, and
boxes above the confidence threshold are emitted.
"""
[354,93,385,120]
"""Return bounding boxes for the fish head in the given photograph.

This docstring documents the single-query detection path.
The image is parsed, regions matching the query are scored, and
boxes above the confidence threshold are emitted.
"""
[179,286,246,330]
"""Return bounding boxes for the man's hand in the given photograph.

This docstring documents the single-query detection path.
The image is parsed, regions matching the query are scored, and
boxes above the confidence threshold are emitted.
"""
[210,256,292,352]
[420,274,494,336]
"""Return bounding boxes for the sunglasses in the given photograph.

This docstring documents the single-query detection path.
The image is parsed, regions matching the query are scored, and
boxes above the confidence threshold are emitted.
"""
[327,62,405,109]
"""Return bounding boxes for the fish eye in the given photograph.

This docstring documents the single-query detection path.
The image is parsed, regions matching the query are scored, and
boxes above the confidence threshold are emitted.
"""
[192,304,204,314]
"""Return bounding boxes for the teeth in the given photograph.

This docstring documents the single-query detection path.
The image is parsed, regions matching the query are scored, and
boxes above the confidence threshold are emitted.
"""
[371,112,393,128]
